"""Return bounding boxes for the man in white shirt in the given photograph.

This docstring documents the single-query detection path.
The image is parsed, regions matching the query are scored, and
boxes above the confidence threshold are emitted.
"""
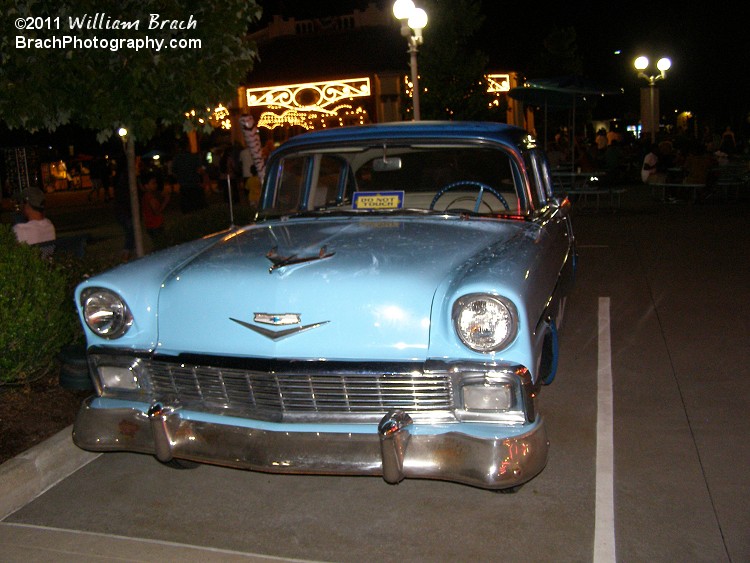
[641,144,661,184]
[13,187,56,245]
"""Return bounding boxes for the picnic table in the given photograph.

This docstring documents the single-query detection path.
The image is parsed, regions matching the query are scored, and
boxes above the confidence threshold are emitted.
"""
[551,169,625,211]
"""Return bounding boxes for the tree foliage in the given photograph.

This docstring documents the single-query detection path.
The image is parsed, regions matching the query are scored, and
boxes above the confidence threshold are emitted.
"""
[527,26,583,78]
[417,0,501,121]
[1,0,260,141]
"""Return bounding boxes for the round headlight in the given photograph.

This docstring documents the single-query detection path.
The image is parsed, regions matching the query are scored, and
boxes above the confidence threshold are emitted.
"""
[453,294,518,352]
[81,288,133,339]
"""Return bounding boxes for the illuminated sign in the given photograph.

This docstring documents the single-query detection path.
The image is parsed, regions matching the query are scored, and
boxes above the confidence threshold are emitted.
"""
[486,74,511,93]
[246,78,371,131]
[246,78,371,113]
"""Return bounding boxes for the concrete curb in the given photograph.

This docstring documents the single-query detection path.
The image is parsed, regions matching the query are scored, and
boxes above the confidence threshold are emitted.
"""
[0,425,100,520]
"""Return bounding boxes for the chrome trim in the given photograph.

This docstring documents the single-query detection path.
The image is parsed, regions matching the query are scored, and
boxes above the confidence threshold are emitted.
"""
[73,398,548,490]
[88,352,537,425]
[253,313,301,326]
[147,402,178,462]
[229,317,329,341]
[378,410,413,484]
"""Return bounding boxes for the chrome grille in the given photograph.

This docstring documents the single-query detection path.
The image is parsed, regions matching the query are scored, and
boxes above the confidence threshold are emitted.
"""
[145,360,454,420]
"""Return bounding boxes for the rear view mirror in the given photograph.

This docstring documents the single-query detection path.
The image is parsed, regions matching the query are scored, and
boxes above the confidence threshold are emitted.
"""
[372,157,402,172]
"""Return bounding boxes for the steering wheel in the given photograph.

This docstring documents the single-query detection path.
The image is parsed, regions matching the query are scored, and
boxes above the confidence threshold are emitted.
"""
[429,181,510,212]
[440,195,494,214]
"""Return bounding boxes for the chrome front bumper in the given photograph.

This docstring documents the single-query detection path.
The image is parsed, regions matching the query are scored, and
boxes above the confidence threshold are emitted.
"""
[73,397,549,490]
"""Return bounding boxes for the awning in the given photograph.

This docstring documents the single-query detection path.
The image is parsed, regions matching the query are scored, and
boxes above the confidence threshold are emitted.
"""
[508,75,622,154]
[509,75,621,109]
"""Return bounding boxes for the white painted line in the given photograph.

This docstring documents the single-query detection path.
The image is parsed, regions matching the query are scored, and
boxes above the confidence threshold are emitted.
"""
[594,297,616,562]
[0,522,309,561]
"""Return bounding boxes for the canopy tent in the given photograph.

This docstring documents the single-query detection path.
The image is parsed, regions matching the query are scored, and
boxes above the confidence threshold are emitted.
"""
[509,76,622,159]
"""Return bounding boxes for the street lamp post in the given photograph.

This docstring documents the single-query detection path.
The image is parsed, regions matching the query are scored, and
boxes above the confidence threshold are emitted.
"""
[634,55,671,143]
[393,0,428,121]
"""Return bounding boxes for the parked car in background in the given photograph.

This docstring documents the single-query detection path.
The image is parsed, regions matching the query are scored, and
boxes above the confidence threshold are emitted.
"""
[73,122,576,491]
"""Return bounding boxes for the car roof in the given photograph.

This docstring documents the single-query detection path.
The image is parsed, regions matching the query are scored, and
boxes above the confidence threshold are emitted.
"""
[277,121,532,152]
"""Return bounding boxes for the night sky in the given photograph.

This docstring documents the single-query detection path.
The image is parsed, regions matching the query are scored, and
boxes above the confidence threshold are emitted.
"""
[258,0,749,131]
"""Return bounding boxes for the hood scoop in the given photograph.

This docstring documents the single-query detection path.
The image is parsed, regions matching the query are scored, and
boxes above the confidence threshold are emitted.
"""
[266,245,335,273]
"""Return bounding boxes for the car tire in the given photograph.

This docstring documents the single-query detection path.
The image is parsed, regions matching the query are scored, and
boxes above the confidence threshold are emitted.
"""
[159,458,200,470]
[496,485,523,494]
[58,345,94,391]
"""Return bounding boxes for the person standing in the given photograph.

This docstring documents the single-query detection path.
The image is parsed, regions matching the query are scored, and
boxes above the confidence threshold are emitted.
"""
[87,156,109,201]
[141,172,170,249]
[172,141,206,213]
[13,187,56,244]
[719,126,736,154]
[239,145,264,208]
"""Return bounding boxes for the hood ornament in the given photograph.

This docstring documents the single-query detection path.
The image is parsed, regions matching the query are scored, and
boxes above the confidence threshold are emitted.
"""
[230,315,329,341]
[266,245,334,273]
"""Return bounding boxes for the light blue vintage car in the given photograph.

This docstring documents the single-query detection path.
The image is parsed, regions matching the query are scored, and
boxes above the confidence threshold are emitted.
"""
[74,122,576,491]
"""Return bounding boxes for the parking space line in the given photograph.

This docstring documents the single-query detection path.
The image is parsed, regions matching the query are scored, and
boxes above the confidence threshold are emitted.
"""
[595,297,616,562]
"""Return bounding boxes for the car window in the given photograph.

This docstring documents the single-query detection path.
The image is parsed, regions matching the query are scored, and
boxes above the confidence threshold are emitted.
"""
[309,155,348,208]
[268,145,527,215]
[526,149,553,206]
[274,156,306,212]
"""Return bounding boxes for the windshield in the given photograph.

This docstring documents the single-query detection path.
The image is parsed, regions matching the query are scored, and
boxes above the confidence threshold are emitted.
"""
[263,144,529,216]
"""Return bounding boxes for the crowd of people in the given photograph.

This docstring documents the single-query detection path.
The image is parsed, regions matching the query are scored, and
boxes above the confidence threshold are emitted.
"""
[6,135,278,260]
[7,122,745,254]
[545,122,746,189]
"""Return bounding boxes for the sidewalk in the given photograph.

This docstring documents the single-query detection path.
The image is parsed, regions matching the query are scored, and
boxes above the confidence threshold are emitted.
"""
[0,428,307,560]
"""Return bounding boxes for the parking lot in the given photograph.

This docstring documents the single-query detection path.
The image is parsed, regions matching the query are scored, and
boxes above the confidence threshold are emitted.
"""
[2,192,748,562]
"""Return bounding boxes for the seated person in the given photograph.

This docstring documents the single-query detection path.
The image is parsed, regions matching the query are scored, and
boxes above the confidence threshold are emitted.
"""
[13,187,56,245]
[683,145,715,185]
[642,144,670,185]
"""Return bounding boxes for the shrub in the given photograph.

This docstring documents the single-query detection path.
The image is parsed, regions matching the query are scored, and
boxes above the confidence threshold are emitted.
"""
[0,225,80,385]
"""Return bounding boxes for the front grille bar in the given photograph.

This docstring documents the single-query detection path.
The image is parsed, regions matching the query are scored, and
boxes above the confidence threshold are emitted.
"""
[145,360,454,422]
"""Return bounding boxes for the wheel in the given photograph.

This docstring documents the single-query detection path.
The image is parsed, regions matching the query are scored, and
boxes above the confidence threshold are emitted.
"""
[159,458,199,469]
[58,345,94,391]
[429,180,510,212]
[495,484,523,494]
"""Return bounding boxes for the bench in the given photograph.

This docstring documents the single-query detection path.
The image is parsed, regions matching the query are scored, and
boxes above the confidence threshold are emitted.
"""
[32,233,89,259]
[715,178,749,201]
[566,187,626,212]
[713,167,749,201]
[649,183,704,203]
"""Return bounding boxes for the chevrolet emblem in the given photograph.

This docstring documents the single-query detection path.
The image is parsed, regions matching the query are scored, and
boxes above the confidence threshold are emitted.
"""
[254,313,301,326]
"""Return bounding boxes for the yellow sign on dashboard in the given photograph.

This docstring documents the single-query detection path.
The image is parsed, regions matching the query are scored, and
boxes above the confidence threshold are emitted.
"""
[352,191,404,210]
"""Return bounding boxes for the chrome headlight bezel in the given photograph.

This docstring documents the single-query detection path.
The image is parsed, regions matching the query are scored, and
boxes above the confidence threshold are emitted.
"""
[452,293,519,353]
[80,287,133,339]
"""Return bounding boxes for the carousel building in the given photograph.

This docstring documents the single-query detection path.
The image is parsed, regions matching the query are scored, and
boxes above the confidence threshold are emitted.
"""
[232,3,526,145]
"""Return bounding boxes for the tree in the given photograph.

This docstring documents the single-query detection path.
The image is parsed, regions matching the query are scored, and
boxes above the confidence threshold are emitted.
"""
[416,0,501,121]
[527,26,583,78]
[1,0,260,256]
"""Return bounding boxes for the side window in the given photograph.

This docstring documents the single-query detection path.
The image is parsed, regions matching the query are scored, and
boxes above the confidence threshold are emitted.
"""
[527,150,552,207]
[274,156,305,212]
[309,156,346,208]
[535,151,555,200]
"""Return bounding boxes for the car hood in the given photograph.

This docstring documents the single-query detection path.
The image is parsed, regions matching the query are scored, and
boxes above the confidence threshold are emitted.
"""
[155,216,538,361]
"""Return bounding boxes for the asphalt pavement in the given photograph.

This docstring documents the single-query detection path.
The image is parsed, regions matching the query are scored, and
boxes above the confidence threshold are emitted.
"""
[1,184,748,562]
